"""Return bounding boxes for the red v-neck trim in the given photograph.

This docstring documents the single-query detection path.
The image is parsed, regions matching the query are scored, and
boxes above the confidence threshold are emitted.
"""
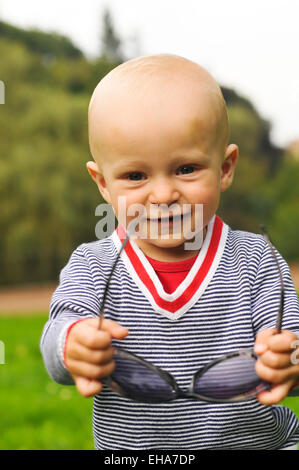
[114,216,226,318]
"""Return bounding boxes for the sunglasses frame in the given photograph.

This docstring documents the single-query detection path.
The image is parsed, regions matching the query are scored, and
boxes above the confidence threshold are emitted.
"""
[103,347,270,403]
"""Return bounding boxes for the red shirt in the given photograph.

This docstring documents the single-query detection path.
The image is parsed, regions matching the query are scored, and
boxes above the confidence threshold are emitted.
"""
[145,254,198,294]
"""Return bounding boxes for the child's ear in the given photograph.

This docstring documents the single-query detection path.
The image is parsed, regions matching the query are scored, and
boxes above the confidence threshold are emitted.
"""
[220,144,239,192]
[86,161,112,204]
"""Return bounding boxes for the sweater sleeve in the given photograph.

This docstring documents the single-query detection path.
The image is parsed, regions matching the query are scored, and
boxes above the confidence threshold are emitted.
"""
[40,244,101,385]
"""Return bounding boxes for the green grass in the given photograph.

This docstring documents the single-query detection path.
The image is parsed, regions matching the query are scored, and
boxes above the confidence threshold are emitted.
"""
[0,314,299,450]
[0,314,94,450]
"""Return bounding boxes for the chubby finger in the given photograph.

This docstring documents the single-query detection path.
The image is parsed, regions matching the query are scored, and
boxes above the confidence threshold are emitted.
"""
[68,342,115,365]
[72,318,129,347]
[67,319,111,349]
[257,349,292,369]
[74,375,103,398]
[266,330,299,353]
[255,357,298,384]
[254,329,276,355]
[77,317,129,338]
[66,358,115,380]
[257,380,295,405]
[100,318,130,339]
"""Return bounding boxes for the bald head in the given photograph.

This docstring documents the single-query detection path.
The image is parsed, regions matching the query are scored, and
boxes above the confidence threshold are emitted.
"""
[88,54,229,167]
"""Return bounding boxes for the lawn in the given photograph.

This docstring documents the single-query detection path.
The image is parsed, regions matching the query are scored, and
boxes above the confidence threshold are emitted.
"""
[0,314,94,450]
[0,314,298,450]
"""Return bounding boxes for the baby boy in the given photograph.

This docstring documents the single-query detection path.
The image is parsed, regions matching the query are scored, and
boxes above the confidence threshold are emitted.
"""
[41,54,299,449]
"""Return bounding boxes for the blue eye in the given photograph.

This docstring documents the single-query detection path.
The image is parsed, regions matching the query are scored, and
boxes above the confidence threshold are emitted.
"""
[178,165,195,175]
[128,172,143,181]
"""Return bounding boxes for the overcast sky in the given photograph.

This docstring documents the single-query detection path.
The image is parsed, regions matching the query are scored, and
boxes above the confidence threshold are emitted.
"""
[1,0,298,148]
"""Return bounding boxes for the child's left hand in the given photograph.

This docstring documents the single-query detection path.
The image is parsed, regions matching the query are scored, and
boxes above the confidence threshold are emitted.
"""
[254,329,299,405]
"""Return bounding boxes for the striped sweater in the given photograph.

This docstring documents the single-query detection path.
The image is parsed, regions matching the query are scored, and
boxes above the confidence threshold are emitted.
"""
[40,216,299,449]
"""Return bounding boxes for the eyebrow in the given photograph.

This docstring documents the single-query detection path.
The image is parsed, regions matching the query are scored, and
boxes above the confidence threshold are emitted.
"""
[170,151,211,166]
[111,160,151,173]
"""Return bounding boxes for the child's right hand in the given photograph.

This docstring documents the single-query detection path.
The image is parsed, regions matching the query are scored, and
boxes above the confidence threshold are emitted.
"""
[64,318,129,398]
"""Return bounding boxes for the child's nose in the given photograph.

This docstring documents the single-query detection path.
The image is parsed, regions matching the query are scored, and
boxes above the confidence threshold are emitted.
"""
[148,177,180,205]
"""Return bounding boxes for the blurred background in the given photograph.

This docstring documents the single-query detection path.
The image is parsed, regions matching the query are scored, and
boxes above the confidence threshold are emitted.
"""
[0,0,298,450]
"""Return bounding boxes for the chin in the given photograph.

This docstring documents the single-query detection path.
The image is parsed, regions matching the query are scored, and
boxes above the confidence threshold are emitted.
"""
[146,237,187,249]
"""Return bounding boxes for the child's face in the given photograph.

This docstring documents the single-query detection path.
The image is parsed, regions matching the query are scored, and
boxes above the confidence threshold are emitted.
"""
[88,55,238,260]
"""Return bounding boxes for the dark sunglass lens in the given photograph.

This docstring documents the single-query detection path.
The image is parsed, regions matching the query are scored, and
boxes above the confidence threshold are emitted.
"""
[108,352,175,403]
[194,355,262,400]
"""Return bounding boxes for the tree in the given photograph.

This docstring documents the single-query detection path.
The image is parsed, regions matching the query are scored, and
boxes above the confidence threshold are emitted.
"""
[222,86,282,174]
[264,156,299,261]
[100,8,124,63]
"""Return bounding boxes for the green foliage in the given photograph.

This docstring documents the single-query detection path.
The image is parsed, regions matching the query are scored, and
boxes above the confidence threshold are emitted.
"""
[218,153,270,232]
[0,20,83,59]
[217,100,299,259]
[263,157,299,260]
[223,89,282,173]
[0,39,106,285]
[229,105,265,158]
[219,148,299,262]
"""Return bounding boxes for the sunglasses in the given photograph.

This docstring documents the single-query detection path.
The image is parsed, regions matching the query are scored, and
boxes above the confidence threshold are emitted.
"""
[98,224,284,403]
